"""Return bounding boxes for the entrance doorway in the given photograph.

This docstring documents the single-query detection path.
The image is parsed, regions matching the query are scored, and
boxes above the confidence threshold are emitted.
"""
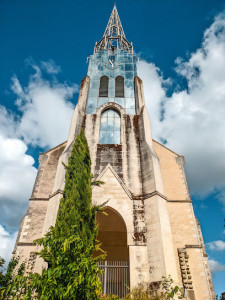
[96,207,130,297]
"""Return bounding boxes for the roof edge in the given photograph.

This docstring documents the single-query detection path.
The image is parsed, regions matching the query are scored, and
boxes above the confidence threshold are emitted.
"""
[152,139,184,158]
[40,141,67,155]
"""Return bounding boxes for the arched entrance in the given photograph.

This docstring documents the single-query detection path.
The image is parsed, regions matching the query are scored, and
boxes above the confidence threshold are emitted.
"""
[96,207,130,297]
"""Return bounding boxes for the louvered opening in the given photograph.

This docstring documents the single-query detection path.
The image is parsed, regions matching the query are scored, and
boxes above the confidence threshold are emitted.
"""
[115,76,124,97]
[99,76,109,97]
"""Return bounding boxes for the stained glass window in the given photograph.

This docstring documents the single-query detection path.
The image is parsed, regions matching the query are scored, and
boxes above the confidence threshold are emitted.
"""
[99,109,121,144]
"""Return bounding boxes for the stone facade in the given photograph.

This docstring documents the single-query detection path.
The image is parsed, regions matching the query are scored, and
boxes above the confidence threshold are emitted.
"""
[14,74,215,299]
[13,6,215,299]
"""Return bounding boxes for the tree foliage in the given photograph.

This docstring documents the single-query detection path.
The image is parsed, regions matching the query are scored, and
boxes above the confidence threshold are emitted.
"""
[0,129,104,299]
[0,129,183,300]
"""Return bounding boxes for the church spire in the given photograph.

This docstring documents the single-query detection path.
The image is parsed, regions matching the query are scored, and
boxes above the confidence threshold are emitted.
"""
[94,5,133,53]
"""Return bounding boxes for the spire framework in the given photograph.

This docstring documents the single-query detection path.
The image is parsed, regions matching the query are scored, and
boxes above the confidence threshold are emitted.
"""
[94,5,133,53]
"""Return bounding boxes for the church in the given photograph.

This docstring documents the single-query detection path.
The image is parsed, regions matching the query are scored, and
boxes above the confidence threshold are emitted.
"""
[14,5,215,300]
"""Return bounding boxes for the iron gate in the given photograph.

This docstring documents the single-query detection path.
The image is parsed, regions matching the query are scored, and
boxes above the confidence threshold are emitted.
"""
[98,261,130,298]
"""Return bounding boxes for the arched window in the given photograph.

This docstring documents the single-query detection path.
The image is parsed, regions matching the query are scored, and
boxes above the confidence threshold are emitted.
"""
[115,76,124,97]
[99,76,109,97]
[99,109,121,144]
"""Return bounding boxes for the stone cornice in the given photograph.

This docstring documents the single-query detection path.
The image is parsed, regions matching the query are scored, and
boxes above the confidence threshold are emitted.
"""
[29,197,49,201]
[132,190,167,201]
[167,199,192,203]
[185,244,202,249]
[16,242,36,247]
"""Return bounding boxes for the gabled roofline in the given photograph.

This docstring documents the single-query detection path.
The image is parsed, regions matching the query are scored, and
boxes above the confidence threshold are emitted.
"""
[152,139,184,159]
[93,163,132,200]
[40,141,67,155]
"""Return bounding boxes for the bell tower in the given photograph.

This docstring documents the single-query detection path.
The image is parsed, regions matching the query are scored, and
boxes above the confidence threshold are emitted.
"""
[14,5,215,299]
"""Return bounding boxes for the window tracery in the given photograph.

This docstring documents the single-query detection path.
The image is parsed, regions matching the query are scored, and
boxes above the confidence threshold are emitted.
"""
[99,109,121,144]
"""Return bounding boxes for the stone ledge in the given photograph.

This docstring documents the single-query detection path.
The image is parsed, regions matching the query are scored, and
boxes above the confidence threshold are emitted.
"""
[133,190,167,201]
[185,244,202,249]
[167,199,192,203]
[16,242,36,247]
[30,197,49,201]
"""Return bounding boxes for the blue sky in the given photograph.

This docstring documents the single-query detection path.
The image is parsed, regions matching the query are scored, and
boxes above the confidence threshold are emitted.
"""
[0,0,225,296]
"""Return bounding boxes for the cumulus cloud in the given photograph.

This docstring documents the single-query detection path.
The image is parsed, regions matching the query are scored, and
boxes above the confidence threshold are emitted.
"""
[0,135,36,203]
[207,240,225,251]
[0,226,18,268]
[0,109,37,230]
[0,106,18,138]
[0,106,37,229]
[138,12,225,197]
[136,60,168,135]
[11,61,78,148]
[0,60,78,232]
[208,259,225,275]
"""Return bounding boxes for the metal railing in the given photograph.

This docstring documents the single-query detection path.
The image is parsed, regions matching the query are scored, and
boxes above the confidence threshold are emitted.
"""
[98,261,130,298]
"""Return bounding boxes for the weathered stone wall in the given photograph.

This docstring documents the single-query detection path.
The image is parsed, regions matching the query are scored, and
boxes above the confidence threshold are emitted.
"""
[14,142,66,256]
[94,144,123,179]
[152,140,190,201]
[122,114,143,196]
[92,165,150,287]
[196,218,215,297]
[134,76,145,114]
[16,201,48,245]
[84,103,143,196]
[153,140,215,299]
[134,78,164,195]
[31,143,66,199]
[138,110,156,194]
[65,76,90,151]
[14,74,215,300]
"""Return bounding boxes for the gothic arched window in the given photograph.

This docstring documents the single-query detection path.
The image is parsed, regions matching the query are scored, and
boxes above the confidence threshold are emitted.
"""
[115,76,124,97]
[99,109,121,144]
[99,76,109,97]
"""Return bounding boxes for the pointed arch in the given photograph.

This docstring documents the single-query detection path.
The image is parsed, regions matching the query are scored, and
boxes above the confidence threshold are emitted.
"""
[96,206,128,261]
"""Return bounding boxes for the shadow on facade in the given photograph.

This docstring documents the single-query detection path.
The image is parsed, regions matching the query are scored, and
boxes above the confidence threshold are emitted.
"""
[96,207,130,297]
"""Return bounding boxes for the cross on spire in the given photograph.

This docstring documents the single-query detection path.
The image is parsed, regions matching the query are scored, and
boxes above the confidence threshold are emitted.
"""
[94,5,133,53]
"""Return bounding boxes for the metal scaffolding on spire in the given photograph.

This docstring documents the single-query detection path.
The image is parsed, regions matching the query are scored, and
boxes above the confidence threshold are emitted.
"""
[94,5,133,53]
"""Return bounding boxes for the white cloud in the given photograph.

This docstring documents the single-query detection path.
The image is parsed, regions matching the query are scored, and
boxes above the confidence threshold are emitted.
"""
[0,104,37,229]
[0,135,36,203]
[216,190,225,207]
[0,60,78,230]
[0,226,18,268]
[11,61,78,148]
[0,106,18,138]
[207,240,225,251]
[208,259,225,275]
[41,59,61,74]
[136,60,168,135]
[138,12,225,197]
